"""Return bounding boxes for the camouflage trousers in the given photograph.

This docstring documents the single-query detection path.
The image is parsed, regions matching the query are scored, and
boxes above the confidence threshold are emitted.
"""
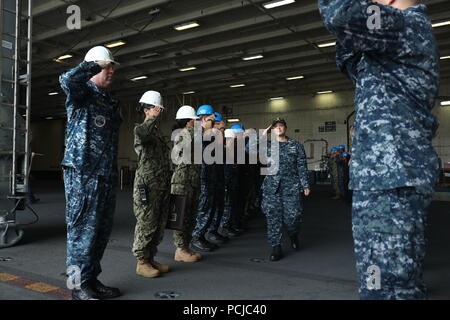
[220,185,239,230]
[63,168,117,285]
[352,188,432,300]
[173,188,200,249]
[132,184,170,261]
[192,182,219,239]
[262,187,303,247]
[208,184,225,233]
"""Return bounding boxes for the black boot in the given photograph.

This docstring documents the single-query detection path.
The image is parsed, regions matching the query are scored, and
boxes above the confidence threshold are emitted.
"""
[205,231,226,245]
[90,279,121,299]
[269,245,283,262]
[290,233,300,251]
[191,237,214,252]
[228,227,243,237]
[72,282,100,300]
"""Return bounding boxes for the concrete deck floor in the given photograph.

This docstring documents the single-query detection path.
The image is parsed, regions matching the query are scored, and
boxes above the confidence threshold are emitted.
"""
[0,181,449,300]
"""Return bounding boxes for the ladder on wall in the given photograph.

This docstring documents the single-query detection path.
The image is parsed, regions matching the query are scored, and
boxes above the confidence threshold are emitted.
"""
[0,0,36,248]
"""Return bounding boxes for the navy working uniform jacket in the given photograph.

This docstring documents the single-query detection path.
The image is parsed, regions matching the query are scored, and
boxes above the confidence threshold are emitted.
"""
[319,0,440,195]
[59,61,122,178]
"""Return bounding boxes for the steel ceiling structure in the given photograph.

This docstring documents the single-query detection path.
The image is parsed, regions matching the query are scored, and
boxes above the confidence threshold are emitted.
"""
[26,0,450,118]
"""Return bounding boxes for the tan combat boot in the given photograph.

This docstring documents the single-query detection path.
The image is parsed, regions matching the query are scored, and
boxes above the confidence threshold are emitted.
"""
[175,247,199,262]
[189,249,202,260]
[136,259,160,278]
[149,260,170,273]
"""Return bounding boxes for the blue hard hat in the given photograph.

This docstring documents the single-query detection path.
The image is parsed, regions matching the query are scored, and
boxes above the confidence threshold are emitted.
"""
[230,123,245,133]
[343,152,351,158]
[331,147,338,152]
[214,112,223,122]
[338,144,346,150]
[196,105,214,116]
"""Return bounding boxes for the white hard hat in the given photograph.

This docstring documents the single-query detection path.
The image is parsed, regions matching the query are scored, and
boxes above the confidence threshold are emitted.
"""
[224,129,236,139]
[176,105,198,120]
[84,46,120,65]
[139,91,163,108]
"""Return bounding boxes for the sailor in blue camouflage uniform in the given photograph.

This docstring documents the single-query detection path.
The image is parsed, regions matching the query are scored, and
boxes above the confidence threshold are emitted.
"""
[205,112,228,245]
[60,46,122,300]
[190,105,220,252]
[260,118,310,261]
[219,128,241,238]
[319,0,440,299]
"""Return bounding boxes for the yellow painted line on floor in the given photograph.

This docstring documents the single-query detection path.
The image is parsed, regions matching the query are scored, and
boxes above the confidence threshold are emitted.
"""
[25,282,59,293]
[0,273,20,281]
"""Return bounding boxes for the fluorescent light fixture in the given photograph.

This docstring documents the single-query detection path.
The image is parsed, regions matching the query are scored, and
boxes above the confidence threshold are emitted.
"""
[105,40,126,48]
[286,75,304,80]
[432,20,450,28]
[57,54,73,60]
[242,54,264,61]
[441,56,450,60]
[317,41,336,48]
[270,97,284,101]
[179,66,197,72]
[317,90,333,94]
[227,119,240,123]
[45,116,54,120]
[174,21,200,31]
[183,91,196,95]
[48,92,59,96]
[230,84,246,88]
[263,0,296,9]
[131,76,148,81]
[441,101,450,106]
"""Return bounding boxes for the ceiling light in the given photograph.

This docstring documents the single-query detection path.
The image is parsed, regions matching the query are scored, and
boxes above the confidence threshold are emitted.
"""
[179,66,197,72]
[230,84,246,88]
[242,54,264,61]
[227,119,240,123]
[270,97,284,101]
[174,21,200,31]
[441,101,450,106]
[432,20,450,28]
[56,54,73,61]
[317,90,333,94]
[441,56,450,60]
[317,41,336,48]
[183,91,195,95]
[105,40,126,48]
[263,0,296,9]
[286,75,304,80]
[131,76,148,81]
[48,92,59,96]
[45,116,54,120]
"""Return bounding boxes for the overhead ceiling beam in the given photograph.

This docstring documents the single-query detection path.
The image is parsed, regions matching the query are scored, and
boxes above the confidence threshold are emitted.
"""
[33,0,171,42]
[30,0,82,17]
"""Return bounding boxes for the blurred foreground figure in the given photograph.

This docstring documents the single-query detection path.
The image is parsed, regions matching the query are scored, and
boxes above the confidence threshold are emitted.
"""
[319,0,440,299]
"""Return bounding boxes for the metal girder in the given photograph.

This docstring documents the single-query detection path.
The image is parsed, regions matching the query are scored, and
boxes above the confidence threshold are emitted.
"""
[33,0,171,42]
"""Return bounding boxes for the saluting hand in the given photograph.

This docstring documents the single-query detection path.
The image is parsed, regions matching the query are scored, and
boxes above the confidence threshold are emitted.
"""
[263,124,273,136]
[145,106,163,121]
